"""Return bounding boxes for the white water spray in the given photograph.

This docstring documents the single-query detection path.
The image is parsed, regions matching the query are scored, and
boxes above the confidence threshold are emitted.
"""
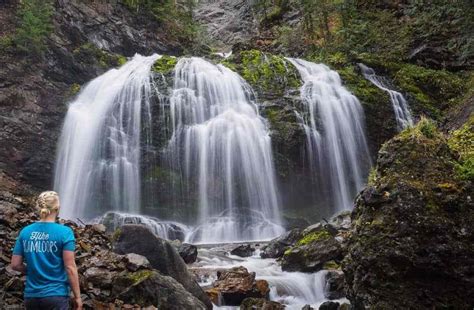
[359,63,413,130]
[287,58,371,213]
[54,54,160,220]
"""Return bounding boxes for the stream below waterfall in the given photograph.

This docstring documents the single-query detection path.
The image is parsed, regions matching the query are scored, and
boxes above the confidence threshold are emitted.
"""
[191,243,349,309]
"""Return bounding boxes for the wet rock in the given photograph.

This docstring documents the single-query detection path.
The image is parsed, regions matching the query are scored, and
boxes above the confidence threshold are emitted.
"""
[0,189,206,309]
[112,270,207,309]
[84,267,113,287]
[281,228,343,272]
[178,243,198,264]
[240,297,285,309]
[318,301,339,310]
[230,244,255,257]
[124,253,151,271]
[282,215,311,230]
[324,271,345,300]
[206,266,270,306]
[113,224,212,309]
[343,121,474,309]
[260,228,302,259]
[301,305,313,310]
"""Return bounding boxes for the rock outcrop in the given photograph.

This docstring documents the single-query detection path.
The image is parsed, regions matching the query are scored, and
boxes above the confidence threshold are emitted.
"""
[206,266,270,306]
[113,224,213,309]
[260,228,302,259]
[0,189,207,309]
[343,119,474,309]
[280,224,343,273]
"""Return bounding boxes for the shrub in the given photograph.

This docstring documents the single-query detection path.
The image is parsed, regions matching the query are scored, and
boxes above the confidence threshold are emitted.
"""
[14,0,54,56]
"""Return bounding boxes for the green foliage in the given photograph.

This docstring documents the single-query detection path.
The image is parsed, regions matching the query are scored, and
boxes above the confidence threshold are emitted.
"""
[231,50,301,95]
[254,0,290,25]
[399,117,439,141]
[13,0,54,56]
[393,64,465,114]
[73,43,126,69]
[0,36,13,53]
[448,117,474,181]
[152,55,178,74]
[122,0,198,46]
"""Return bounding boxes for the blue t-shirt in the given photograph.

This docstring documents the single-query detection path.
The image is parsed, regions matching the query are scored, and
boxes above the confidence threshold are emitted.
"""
[12,222,75,298]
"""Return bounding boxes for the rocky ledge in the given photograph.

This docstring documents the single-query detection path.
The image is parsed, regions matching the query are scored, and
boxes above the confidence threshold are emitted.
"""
[0,189,211,309]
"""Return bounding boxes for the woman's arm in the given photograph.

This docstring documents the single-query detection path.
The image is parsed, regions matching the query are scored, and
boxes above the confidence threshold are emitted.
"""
[63,250,82,309]
[10,255,26,274]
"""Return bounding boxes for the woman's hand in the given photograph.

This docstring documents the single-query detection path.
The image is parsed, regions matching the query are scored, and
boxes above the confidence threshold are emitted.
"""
[73,297,83,309]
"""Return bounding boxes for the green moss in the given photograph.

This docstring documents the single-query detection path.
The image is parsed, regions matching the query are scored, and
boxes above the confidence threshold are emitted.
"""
[399,117,440,141]
[367,167,377,186]
[152,55,178,74]
[296,230,331,246]
[117,55,128,66]
[393,64,465,118]
[323,260,340,270]
[284,248,292,255]
[69,83,81,96]
[128,270,154,284]
[111,228,121,242]
[448,116,474,181]
[230,50,301,96]
[73,43,127,69]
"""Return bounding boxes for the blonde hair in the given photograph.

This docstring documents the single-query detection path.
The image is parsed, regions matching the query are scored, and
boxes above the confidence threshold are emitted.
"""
[36,191,60,219]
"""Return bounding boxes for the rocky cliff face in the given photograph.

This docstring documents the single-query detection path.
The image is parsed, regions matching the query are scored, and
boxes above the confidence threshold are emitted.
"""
[343,119,474,309]
[0,0,184,190]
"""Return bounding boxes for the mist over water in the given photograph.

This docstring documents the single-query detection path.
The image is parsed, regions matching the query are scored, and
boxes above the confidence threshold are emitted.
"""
[287,58,371,213]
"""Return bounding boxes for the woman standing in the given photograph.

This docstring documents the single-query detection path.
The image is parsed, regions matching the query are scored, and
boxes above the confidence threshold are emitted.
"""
[10,191,82,310]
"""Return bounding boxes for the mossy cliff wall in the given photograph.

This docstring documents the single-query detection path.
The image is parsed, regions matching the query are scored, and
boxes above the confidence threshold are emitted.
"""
[343,119,474,309]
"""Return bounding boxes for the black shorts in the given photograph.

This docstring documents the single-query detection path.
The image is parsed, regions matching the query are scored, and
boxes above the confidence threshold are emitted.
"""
[24,296,69,310]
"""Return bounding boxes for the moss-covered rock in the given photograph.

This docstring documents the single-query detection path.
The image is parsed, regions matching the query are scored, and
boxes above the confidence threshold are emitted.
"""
[448,115,474,181]
[73,43,127,69]
[152,55,178,74]
[343,118,474,309]
[281,224,343,272]
[223,50,301,97]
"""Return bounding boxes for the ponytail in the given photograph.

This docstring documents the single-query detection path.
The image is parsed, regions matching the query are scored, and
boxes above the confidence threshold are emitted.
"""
[36,191,60,219]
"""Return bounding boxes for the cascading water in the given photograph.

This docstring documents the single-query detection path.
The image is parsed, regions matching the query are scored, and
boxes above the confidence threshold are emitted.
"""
[54,54,160,220]
[164,57,284,243]
[359,63,413,130]
[97,211,190,241]
[286,58,371,213]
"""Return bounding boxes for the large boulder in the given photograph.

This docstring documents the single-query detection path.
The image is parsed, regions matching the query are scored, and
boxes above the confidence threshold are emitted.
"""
[260,228,302,259]
[113,224,212,309]
[343,120,474,309]
[112,270,207,309]
[206,266,270,306]
[281,226,343,272]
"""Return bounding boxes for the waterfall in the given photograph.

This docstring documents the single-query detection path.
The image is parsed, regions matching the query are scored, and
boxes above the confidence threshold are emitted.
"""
[54,54,160,220]
[286,58,371,213]
[165,57,284,243]
[359,63,413,130]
